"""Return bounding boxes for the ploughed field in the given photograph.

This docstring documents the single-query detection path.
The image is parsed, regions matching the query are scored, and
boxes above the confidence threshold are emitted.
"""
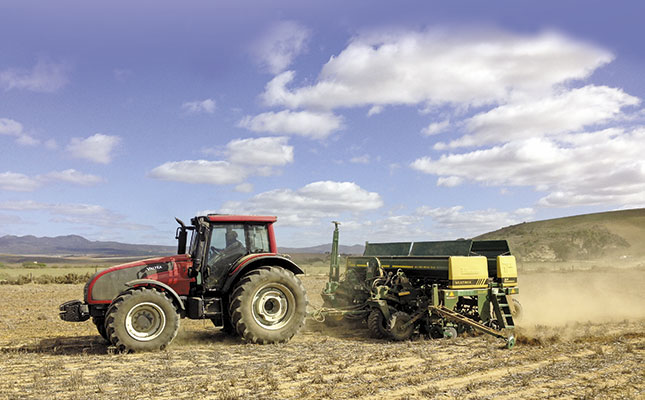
[0,270,644,400]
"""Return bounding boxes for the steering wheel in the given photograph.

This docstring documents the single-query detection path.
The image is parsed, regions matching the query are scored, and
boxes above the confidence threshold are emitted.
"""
[209,246,221,259]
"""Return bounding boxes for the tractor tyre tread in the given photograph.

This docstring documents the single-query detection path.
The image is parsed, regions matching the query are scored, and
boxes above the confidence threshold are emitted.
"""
[229,267,307,344]
[104,287,179,353]
[92,317,109,341]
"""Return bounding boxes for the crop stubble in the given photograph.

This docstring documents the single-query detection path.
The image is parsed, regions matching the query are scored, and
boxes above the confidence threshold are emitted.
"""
[0,270,643,400]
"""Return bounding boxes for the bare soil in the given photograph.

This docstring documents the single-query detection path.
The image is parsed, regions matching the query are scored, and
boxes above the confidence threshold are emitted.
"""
[0,271,643,400]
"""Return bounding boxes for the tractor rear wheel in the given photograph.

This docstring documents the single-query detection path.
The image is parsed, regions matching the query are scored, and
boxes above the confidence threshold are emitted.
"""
[105,287,180,352]
[367,309,390,339]
[229,267,307,344]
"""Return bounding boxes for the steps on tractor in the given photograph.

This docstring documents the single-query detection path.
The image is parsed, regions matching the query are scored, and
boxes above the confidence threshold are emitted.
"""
[490,291,515,329]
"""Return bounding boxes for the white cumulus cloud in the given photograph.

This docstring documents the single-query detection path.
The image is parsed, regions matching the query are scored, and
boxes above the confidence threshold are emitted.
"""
[436,176,463,187]
[0,200,106,215]
[150,136,295,186]
[422,120,450,136]
[0,59,71,93]
[149,160,249,185]
[238,110,343,139]
[0,172,40,192]
[0,169,104,192]
[227,136,294,166]
[441,85,640,148]
[181,99,216,114]
[42,169,104,186]
[220,181,383,226]
[261,30,612,110]
[0,118,40,146]
[413,128,645,208]
[363,28,645,210]
[0,118,23,136]
[67,133,121,164]
[253,21,310,74]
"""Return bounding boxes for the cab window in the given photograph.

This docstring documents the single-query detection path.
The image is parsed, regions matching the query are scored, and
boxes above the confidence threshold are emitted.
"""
[209,224,245,251]
[246,224,270,253]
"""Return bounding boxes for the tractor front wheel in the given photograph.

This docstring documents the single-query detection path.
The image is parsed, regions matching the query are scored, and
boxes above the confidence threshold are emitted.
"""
[105,287,180,352]
[229,267,307,344]
[92,317,108,341]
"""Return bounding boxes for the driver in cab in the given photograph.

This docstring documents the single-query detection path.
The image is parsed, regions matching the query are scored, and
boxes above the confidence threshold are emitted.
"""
[222,230,245,257]
[206,229,247,288]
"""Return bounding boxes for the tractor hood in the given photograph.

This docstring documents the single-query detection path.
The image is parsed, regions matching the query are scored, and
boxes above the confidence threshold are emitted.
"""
[84,254,193,304]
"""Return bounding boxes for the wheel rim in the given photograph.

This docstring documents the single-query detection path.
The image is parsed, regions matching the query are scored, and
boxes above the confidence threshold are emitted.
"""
[251,283,294,330]
[125,302,166,341]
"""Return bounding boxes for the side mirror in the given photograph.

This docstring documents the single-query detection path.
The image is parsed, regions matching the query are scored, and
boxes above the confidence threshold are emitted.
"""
[176,227,187,254]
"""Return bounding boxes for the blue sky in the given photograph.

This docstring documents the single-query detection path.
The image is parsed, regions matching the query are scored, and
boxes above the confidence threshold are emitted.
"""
[1,1,644,247]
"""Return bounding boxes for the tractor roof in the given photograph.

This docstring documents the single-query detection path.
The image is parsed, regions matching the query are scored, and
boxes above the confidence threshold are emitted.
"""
[205,214,277,223]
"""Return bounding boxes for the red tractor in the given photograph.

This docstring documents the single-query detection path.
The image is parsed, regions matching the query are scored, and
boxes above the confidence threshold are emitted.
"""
[59,215,308,352]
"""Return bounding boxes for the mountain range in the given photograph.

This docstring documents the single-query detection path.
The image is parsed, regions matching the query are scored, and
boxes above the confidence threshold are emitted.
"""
[279,244,365,255]
[2,208,644,261]
[0,233,364,257]
[0,234,176,257]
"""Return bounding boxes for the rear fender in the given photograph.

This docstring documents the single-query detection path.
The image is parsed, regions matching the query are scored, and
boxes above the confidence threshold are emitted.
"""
[222,255,304,293]
[125,279,185,310]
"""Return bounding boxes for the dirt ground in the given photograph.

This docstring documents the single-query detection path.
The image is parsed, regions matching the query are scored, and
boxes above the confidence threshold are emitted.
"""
[0,270,643,400]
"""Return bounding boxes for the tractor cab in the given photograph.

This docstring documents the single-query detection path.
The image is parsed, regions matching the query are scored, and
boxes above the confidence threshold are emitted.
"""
[176,215,278,290]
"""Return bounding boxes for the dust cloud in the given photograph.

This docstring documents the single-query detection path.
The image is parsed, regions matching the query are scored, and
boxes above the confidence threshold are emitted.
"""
[516,267,645,327]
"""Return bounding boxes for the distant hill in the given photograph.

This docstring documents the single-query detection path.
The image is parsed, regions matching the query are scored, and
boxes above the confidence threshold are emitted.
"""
[279,244,364,255]
[3,208,643,261]
[475,208,645,262]
[0,234,364,257]
[0,234,176,257]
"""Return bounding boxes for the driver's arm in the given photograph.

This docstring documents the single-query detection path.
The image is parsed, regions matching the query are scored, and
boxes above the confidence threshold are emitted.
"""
[207,246,222,267]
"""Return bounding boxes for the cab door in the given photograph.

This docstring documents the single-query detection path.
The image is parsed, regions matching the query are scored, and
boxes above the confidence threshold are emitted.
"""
[204,223,248,288]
